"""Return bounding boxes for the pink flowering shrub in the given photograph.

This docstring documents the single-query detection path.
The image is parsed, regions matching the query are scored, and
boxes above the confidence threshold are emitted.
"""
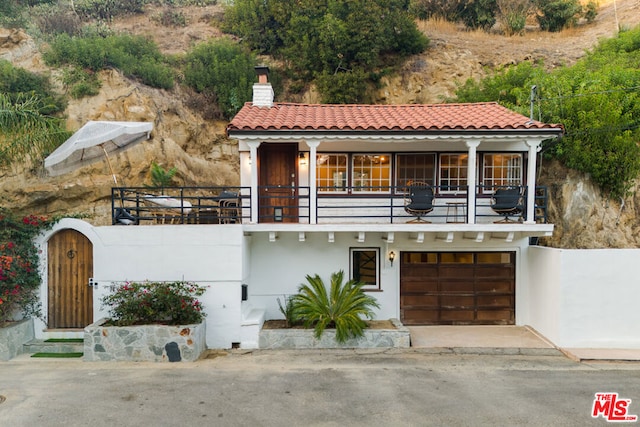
[101,281,207,326]
[0,209,54,325]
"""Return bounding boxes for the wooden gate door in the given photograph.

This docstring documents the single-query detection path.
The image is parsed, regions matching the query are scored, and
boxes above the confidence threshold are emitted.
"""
[48,229,93,329]
[258,143,299,223]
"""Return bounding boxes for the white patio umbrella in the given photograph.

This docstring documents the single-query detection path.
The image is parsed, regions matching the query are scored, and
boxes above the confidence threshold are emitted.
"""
[44,121,153,185]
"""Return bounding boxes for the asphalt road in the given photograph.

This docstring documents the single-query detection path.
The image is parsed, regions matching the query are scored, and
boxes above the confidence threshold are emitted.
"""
[1,349,639,426]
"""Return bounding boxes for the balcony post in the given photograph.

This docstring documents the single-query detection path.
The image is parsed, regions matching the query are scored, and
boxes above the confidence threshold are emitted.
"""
[465,140,481,224]
[247,141,261,223]
[305,139,320,224]
[524,140,541,224]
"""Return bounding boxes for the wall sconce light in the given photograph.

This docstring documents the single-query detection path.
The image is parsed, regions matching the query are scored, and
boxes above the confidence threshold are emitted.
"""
[389,251,396,266]
[299,152,307,166]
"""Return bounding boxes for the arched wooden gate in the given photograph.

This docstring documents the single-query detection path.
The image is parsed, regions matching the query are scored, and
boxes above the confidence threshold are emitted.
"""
[47,229,93,329]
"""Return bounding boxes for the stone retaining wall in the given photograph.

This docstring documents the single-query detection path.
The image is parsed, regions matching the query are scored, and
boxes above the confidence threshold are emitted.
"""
[84,318,206,362]
[0,318,34,361]
[259,318,410,349]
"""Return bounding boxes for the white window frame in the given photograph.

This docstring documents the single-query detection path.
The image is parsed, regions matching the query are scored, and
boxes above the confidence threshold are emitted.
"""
[482,153,523,194]
[351,154,391,193]
[316,153,348,193]
[439,153,468,194]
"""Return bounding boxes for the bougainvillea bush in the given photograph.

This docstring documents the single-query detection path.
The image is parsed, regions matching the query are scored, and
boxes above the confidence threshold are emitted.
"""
[101,281,207,326]
[0,209,54,325]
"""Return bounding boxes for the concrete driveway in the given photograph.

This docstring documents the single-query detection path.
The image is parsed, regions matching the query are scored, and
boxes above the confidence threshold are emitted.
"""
[2,349,640,426]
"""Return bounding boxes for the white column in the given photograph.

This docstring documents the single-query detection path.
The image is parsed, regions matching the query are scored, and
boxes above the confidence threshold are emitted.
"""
[465,140,481,224]
[305,139,321,224]
[525,140,541,224]
[247,141,261,224]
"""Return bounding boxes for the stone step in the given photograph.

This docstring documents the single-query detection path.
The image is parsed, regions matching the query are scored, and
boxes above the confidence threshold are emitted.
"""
[23,339,84,354]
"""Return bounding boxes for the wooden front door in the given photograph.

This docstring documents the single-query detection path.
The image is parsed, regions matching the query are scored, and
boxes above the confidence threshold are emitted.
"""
[258,143,299,223]
[400,252,515,325]
[47,229,93,329]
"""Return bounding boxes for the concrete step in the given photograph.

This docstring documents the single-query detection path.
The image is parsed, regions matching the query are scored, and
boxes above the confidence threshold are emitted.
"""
[23,339,84,355]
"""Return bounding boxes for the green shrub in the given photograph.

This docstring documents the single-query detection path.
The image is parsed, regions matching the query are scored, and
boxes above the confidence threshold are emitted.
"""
[75,0,146,21]
[459,0,498,30]
[152,9,187,27]
[498,0,531,36]
[316,69,371,104]
[43,34,174,89]
[408,0,465,21]
[533,0,582,32]
[62,67,102,99]
[101,281,207,326]
[0,59,66,115]
[289,271,380,343]
[183,39,256,119]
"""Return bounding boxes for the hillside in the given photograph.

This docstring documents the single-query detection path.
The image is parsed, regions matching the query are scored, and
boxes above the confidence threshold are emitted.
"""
[1,0,640,248]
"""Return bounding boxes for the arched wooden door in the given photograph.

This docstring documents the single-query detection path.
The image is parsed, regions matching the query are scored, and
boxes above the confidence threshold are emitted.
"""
[47,229,93,329]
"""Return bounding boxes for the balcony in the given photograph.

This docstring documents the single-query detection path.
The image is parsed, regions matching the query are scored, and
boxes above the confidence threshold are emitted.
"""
[111,185,549,226]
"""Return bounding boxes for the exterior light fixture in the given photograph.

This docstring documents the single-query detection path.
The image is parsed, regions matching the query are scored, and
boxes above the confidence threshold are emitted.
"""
[389,251,396,266]
[299,152,307,166]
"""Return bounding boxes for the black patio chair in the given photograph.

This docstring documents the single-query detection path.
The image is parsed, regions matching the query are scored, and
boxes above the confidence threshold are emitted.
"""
[404,182,435,223]
[491,187,524,223]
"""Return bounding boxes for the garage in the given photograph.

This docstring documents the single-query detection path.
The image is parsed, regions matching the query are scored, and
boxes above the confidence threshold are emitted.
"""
[400,252,515,325]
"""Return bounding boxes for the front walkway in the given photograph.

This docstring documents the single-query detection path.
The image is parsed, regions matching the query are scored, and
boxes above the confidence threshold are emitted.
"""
[408,325,640,362]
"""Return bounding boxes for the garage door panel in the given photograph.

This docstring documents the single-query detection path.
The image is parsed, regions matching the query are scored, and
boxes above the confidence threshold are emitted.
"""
[400,251,515,325]
[475,281,513,293]
[401,295,439,307]
[438,266,474,279]
[440,310,475,322]
[477,295,512,307]
[440,295,475,307]
[402,281,438,293]
[440,281,475,293]
[477,310,513,322]
[401,309,440,324]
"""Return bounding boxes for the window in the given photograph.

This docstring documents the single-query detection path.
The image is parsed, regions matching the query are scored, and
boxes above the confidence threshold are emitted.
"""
[352,154,391,192]
[351,248,379,289]
[439,154,468,193]
[483,154,522,191]
[396,154,436,189]
[316,154,348,192]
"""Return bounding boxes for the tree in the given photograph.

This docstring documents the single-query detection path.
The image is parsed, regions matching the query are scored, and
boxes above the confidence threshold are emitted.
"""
[452,27,640,199]
[223,0,428,102]
[183,39,257,119]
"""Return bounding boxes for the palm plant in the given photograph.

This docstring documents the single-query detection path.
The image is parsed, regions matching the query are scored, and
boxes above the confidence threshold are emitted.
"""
[146,161,178,194]
[290,270,380,343]
[0,94,69,167]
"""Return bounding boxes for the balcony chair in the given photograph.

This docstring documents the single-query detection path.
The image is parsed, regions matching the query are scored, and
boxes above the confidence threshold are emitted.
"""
[215,191,240,224]
[404,182,435,223]
[491,187,524,223]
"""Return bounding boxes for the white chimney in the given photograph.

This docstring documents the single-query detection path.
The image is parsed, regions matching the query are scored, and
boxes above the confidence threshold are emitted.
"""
[252,66,274,108]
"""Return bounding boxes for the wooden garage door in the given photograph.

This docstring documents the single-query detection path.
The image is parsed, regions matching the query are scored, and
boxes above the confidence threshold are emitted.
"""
[400,252,515,325]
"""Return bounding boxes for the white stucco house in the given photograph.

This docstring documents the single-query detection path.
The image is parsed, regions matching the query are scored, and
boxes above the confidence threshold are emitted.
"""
[35,69,640,350]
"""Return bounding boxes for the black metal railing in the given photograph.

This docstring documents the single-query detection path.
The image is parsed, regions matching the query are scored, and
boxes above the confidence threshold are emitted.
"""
[111,186,250,225]
[110,185,548,225]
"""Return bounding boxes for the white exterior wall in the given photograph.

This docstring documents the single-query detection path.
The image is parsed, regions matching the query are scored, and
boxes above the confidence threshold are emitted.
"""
[246,230,532,324]
[527,246,640,349]
[37,219,244,349]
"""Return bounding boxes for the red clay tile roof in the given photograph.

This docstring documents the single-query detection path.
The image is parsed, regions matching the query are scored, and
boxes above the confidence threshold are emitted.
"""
[227,102,563,133]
